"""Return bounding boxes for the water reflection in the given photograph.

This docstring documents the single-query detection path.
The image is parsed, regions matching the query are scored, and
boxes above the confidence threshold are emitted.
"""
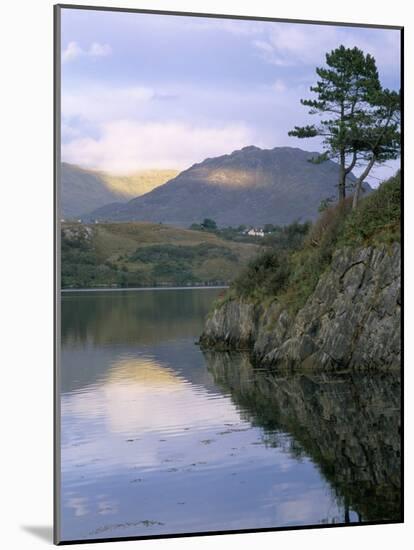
[60,289,400,542]
[204,351,401,523]
[62,288,218,347]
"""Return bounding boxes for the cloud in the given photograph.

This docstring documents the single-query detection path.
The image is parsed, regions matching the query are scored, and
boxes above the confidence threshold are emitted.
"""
[62,120,253,173]
[62,41,112,63]
[183,17,263,36]
[62,41,83,63]
[271,79,287,93]
[88,42,112,57]
[251,23,400,74]
[59,79,320,171]
[253,40,274,54]
[61,121,82,141]
[62,85,155,122]
[251,24,342,67]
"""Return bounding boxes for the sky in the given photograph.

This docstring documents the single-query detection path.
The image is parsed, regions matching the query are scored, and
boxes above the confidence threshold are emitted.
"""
[60,8,401,184]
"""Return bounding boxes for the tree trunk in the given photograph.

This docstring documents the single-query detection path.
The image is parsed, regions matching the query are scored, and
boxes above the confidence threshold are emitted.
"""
[344,503,350,524]
[352,181,362,209]
[338,150,346,201]
[352,156,376,209]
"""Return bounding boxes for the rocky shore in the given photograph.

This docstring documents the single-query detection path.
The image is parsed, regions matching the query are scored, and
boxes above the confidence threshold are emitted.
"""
[200,243,401,371]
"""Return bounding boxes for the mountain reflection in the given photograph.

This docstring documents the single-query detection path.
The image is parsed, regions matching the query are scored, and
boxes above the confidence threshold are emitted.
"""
[61,288,223,347]
[61,353,243,473]
[204,350,401,522]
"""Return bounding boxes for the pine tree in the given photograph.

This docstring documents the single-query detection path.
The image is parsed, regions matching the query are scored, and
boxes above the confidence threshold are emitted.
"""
[350,88,400,208]
[288,45,400,204]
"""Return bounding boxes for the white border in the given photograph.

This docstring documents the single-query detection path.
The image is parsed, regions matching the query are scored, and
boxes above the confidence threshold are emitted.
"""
[1,1,411,549]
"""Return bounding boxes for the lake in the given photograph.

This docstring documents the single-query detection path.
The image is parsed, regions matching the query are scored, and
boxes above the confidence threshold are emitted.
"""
[60,288,401,541]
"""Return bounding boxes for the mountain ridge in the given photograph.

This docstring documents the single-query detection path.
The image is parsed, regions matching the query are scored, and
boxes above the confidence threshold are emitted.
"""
[60,162,179,219]
[84,146,364,227]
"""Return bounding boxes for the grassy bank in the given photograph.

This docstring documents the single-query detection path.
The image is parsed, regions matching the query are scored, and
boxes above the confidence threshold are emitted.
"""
[228,173,401,313]
[61,221,261,289]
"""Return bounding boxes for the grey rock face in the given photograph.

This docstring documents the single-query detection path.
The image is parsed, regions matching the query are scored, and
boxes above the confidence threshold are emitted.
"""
[200,243,401,370]
[61,223,94,242]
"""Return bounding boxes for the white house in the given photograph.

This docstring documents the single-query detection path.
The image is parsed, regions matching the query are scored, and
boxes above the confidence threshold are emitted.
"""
[246,227,265,237]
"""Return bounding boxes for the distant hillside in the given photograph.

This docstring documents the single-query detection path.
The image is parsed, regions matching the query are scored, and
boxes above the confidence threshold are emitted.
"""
[60,163,178,219]
[85,146,366,227]
[61,221,260,289]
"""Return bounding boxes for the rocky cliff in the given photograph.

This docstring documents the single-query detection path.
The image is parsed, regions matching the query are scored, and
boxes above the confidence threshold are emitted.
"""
[200,242,401,370]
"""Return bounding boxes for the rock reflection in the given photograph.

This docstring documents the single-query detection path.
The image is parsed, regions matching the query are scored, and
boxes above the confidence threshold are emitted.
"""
[204,350,401,522]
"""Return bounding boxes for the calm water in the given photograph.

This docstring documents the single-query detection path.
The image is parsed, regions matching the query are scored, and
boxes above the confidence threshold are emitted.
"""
[60,289,401,541]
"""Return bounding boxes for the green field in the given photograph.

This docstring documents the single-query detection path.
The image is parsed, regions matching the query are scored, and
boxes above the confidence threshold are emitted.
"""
[61,221,261,289]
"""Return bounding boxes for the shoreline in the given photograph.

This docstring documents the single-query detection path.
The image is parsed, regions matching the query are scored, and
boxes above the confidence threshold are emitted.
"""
[61,285,229,293]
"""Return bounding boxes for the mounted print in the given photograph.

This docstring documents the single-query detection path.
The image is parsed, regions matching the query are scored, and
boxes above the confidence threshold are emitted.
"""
[54,4,403,545]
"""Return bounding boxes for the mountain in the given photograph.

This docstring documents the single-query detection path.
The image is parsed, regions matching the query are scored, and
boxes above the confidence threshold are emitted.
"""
[84,146,365,227]
[60,163,179,219]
